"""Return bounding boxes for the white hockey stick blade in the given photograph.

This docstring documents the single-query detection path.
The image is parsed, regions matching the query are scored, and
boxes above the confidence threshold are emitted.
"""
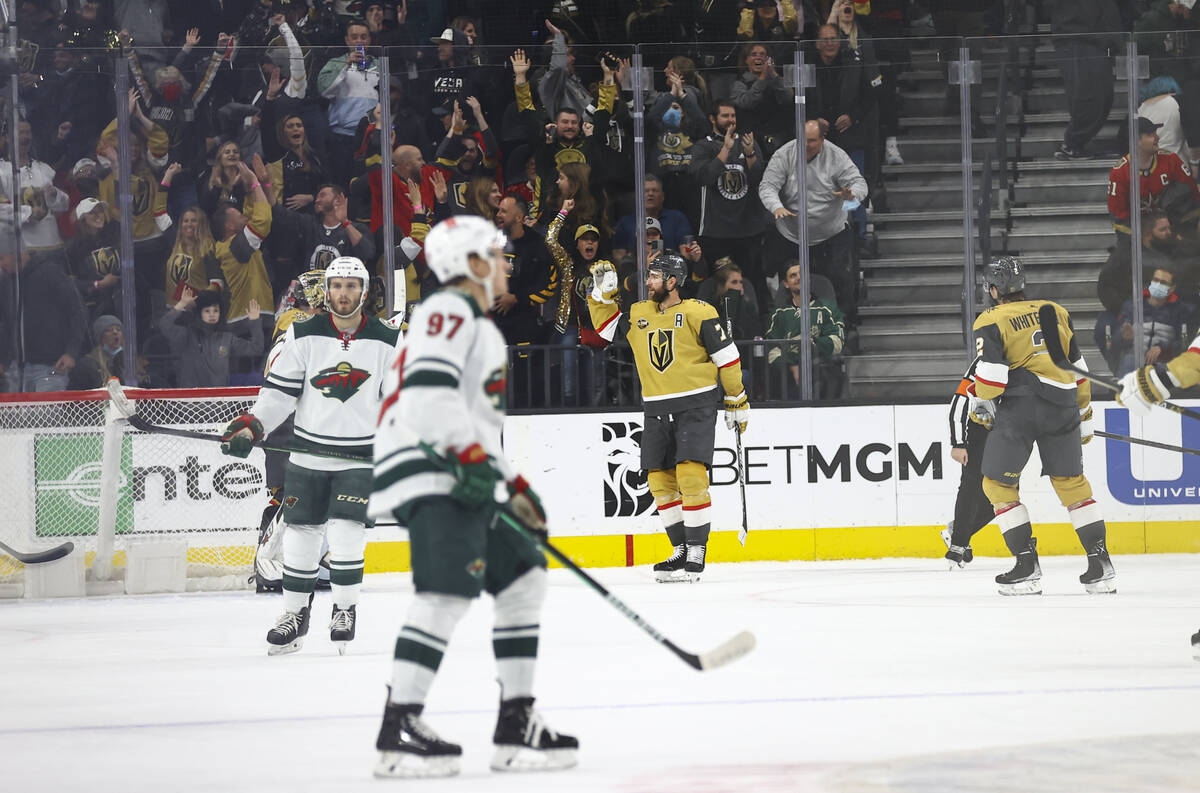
[105,377,136,418]
[696,630,757,670]
[737,527,748,546]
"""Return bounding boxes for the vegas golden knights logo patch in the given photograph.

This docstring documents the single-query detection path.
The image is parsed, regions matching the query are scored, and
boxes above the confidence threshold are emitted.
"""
[310,362,370,402]
[648,328,675,373]
[92,247,121,277]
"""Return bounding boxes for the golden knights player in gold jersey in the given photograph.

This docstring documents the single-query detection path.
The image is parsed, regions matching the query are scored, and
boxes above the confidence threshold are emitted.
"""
[972,256,1115,596]
[588,253,748,582]
[1116,331,1200,653]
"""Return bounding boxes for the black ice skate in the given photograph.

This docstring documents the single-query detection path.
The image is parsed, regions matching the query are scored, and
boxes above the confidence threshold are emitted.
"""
[683,544,706,582]
[995,539,1042,596]
[653,543,687,583]
[329,604,356,654]
[374,702,462,778]
[266,604,311,655]
[945,544,973,570]
[490,696,579,772]
[1191,630,1200,662]
[1079,544,1116,594]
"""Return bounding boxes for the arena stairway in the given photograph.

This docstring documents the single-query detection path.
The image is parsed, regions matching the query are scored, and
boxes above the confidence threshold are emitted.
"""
[849,36,1120,400]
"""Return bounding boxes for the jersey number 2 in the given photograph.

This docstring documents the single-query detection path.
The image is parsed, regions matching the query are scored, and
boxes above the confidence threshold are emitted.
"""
[427,312,463,339]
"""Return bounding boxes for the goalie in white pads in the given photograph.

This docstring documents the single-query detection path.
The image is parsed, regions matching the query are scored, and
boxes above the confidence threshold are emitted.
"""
[220,257,400,655]
[370,216,578,778]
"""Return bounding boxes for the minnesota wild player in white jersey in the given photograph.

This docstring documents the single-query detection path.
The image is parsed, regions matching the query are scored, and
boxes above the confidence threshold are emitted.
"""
[220,256,400,656]
[370,216,578,779]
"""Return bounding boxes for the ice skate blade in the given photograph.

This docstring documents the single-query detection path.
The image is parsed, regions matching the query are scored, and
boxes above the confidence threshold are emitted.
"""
[654,569,690,583]
[1083,579,1117,595]
[997,579,1043,596]
[334,641,348,655]
[946,559,965,571]
[490,745,578,772]
[374,751,460,778]
[267,638,304,656]
[1192,637,1200,662]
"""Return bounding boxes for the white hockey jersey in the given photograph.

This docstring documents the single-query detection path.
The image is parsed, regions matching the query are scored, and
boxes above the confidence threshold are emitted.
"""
[370,289,513,519]
[254,313,401,472]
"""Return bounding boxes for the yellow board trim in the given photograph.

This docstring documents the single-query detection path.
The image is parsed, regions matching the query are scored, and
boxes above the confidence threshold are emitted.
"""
[58,522,1200,577]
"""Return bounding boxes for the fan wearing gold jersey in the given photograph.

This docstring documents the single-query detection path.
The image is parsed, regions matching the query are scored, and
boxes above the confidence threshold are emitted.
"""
[972,256,1115,596]
[588,253,747,583]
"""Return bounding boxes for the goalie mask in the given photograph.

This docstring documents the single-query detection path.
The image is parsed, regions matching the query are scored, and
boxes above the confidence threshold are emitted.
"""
[424,216,508,307]
[323,256,370,318]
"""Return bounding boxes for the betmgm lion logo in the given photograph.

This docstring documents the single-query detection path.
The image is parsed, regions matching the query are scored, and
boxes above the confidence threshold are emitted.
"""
[648,328,675,373]
[601,422,655,518]
[310,362,370,402]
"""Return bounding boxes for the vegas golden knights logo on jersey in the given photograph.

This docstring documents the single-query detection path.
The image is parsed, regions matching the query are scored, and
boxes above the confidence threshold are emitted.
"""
[453,181,468,208]
[311,245,338,270]
[91,247,120,277]
[648,328,675,373]
[132,175,151,215]
[168,252,193,285]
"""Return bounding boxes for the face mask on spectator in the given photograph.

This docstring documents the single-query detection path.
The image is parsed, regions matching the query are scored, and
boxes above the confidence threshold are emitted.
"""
[662,107,682,128]
[1148,281,1172,300]
[161,82,182,102]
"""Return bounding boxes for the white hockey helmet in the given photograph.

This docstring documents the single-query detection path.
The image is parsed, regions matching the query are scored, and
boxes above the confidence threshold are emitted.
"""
[424,216,507,303]
[323,256,370,317]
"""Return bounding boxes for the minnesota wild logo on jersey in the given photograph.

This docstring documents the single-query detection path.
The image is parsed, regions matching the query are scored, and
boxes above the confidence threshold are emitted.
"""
[484,368,507,411]
[310,362,370,402]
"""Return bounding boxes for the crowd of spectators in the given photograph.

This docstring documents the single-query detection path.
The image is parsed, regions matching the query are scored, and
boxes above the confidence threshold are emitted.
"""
[8,0,1179,405]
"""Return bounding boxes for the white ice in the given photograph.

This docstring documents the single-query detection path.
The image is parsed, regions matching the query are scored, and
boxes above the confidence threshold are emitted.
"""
[3,555,1200,792]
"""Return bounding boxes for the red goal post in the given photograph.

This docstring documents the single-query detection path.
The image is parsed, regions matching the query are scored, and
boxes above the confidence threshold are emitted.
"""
[0,385,266,596]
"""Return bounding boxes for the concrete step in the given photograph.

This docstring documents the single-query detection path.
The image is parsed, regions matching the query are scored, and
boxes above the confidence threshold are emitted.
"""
[899,84,1126,117]
[898,134,1063,163]
[1004,226,1114,253]
[875,228,1001,256]
[880,183,1000,212]
[1013,175,1109,206]
[847,350,968,381]
[847,376,957,400]
[867,268,1099,304]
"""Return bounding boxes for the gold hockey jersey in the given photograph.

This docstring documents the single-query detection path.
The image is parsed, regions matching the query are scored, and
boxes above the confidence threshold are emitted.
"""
[589,296,742,415]
[1167,333,1200,389]
[973,299,1090,409]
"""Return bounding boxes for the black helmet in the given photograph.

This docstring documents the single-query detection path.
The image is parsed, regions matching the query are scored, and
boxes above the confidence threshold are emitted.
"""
[648,252,688,289]
[984,256,1025,296]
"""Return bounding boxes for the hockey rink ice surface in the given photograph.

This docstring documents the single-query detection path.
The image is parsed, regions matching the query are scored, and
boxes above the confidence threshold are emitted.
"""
[4,556,1200,792]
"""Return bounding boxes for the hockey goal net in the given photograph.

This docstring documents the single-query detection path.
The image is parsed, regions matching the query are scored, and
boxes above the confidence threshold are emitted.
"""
[0,386,264,595]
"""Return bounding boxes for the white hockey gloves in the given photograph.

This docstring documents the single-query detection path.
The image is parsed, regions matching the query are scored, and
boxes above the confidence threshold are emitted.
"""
[967,395,996,430]
[1078,406,1094,445]
[589,261,619,304]
[1118,364,1177,417]
[724,391,749,434]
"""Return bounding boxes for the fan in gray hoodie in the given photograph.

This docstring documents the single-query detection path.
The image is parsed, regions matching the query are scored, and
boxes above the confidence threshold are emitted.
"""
[157,290,264,388]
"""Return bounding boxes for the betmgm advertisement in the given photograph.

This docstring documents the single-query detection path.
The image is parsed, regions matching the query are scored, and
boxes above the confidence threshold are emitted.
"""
[6,403,1196,562]
[504,403,1200,560]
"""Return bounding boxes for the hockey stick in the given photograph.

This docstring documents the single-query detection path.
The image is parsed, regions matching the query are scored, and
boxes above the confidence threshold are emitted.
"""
[0,539,74,565]
[1095,429,1200,457]
[734,426,749,546]
[1037,305,1200,422]
[724,315,749,546]
[415,441,756,671]
[105,380,371,463]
